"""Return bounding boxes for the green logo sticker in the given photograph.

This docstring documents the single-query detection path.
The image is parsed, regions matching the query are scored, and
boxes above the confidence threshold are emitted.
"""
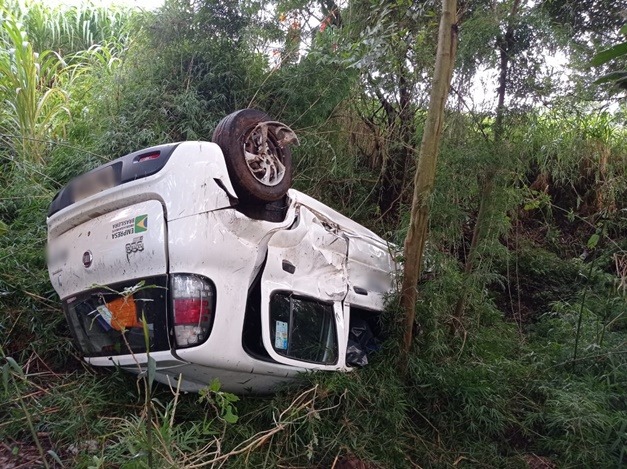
[134,214,148,233]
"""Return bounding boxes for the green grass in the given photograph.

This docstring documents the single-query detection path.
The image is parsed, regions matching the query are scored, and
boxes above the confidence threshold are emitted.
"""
[2,280,625,468]
[0,4,625,466]
[1,148,625,467]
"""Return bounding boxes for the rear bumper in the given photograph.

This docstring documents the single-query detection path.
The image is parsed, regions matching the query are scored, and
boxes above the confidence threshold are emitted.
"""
[142,363,297,394]
[86,351,299,394]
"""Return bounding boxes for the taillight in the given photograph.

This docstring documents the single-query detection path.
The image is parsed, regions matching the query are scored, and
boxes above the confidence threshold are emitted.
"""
[171,274,215,347]
[135,151,160,163]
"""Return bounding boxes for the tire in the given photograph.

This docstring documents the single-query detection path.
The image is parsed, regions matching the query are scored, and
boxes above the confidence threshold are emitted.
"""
[212,109,294,203]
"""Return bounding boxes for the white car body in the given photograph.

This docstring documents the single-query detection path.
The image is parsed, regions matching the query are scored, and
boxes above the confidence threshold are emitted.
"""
[47,141,398,393]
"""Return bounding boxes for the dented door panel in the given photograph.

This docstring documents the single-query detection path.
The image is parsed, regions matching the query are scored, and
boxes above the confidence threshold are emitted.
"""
[261,207,349,370]
[345,235,397,310]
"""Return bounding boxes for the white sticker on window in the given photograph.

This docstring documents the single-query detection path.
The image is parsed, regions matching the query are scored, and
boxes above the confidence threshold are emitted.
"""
[96,304,112,324]
[95,304,113,331]
[275,320,288,350]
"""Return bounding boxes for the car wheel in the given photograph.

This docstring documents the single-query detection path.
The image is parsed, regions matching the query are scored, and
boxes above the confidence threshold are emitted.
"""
[212,109,298,203]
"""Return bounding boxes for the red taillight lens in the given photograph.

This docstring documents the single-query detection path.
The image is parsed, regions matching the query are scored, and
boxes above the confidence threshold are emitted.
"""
[171,275,215,347]
[173,299,210,324]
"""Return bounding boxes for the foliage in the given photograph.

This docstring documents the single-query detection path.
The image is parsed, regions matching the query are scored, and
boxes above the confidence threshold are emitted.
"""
[541,0,627,48]
[592,24,627,90]
[0,16,71,164]
[85,0,271,157]
[3,0,138,54]
[0,0,626,467]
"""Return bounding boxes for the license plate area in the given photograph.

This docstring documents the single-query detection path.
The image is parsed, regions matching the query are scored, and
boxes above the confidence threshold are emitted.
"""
[72,163,121,202]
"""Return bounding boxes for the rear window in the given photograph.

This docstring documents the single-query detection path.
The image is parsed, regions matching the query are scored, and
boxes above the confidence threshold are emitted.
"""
[269,292,338,365]
[63,276,169,357]
[48,143,180,216]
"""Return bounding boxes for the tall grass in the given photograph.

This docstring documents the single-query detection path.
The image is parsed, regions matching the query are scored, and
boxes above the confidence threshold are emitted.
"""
[0,16,70,164]
[3,0,137,54]
[0,1,625,466]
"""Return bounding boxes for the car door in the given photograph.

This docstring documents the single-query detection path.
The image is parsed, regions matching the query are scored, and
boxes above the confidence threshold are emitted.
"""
[344,234,397,311]
[260,206,349,370]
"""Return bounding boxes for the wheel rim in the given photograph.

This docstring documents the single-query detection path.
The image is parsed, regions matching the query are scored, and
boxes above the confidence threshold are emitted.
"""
[243,123,287,187]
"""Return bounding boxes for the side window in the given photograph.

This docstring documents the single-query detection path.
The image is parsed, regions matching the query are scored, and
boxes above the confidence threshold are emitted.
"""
[269,293,338,365]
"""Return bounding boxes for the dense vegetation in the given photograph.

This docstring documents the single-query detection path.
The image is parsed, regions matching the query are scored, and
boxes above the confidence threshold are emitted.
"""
[1,0,625,467]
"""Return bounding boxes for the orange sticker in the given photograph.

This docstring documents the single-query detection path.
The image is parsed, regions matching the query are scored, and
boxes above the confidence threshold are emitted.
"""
[107,296,139,331]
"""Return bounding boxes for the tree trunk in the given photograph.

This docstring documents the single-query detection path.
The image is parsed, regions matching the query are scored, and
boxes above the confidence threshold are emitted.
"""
[399,0,458,369]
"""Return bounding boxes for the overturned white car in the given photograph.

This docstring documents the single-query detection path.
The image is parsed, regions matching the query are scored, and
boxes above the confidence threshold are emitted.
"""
[46,109,398,393]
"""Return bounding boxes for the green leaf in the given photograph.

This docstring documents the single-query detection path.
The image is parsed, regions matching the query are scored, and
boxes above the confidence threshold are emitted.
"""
[223,392,239,403]
[223,405,238,424]
[147,356,156,390]
[141,312,150,348]
[594,71,627,85]
[209,378,221,393]
[523,201,539,211]
[587,233,600,249]
[5,357,24,377]
[2,363,9,393]
[47,450,64,466]
[591,41,627,66]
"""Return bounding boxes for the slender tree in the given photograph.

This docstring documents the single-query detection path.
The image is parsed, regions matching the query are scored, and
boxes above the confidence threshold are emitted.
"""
[399,0,458,366]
